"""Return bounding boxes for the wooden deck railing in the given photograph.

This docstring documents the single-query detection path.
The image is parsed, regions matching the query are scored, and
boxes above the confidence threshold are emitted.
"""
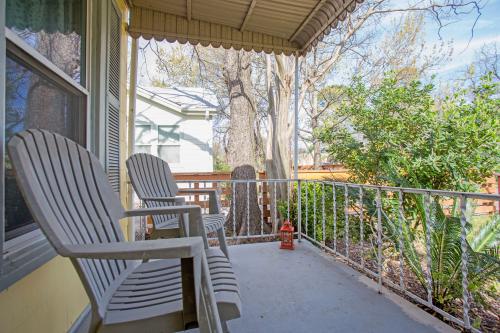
[173,171,499,216]
[173,168,353,222]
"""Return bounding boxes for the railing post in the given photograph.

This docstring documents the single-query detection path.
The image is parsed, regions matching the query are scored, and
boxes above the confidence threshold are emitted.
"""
[344,184,349,259]
[261,180,264,236]
[194,181,200,207]
[232,181,236,238]
[322,182,326,245]
[188,181,192,204]
[376,188,383,293]
[246,181,250,236]
[459,195,471,330]
[424,192,433,306]
[273,182,277,234]
[398,190,405,290]
[305,180,309,237]
[287,180,290,221]
[313,181,317,241]
[333,183,337,253]
[297,180,302,242]
[359,186,364,269]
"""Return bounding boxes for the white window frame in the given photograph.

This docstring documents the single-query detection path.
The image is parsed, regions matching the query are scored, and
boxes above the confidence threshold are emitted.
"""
[134,124,153,155]
[158,125,181,145]
[134,144,152,154]
[0,0,92,291]
[157,125,181,164]
[135,124,153,145]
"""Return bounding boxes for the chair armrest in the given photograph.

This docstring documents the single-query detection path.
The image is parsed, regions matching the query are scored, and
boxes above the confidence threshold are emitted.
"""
[126,206,207,245]
[60,237,204,260]
[142,196,185,203]
[125,205,200,217]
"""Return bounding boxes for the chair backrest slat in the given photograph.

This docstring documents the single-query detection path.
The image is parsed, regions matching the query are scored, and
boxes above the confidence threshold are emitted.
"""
[45,132,121,288]
[147,154,164,198]
[127,153,180,225]
[14,132,111,299]
[78,146,128,275]
[65,143,123,279]
[8,130,129,312]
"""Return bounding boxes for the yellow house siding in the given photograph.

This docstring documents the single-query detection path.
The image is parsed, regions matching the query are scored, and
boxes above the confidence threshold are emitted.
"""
[0,256,88,333]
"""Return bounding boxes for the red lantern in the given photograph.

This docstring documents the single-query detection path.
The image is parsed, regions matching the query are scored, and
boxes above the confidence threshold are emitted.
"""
[280,220,294,250]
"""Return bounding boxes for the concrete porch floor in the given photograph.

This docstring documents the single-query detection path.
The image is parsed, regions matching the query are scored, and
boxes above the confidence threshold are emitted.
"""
[224,241,456,333]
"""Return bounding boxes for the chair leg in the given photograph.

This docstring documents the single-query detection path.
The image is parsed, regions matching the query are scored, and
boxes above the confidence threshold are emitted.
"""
[217,227,230,260]
[222,320,230,333]
[197,286,211,333]
[180,213,190,237]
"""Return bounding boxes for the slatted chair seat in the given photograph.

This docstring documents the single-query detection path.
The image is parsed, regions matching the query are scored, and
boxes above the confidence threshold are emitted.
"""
[8,129,241,333]
[105,259,183,325]
[206,248,241,321]
[105,248,241,327]
[127,153,230,259]
[155,214,225,237]
[203,214,226,233]
[156,217,181,230]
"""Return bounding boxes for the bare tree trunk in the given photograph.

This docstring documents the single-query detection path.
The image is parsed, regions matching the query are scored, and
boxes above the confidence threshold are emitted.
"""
[264,54,293,232]
[224,50,262,237]
[311,89,321,169]
[226,165,266,240]
[225,50,257,168]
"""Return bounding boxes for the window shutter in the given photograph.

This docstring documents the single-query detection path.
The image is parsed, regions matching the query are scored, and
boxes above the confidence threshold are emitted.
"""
[105,2,121,193]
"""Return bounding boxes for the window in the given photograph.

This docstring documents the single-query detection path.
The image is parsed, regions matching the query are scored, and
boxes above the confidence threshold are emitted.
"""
[135,145,151,154]
[158,125,180,163]
[4,49,86,240]
[134,124,152,155]
[158,125,180,145]
[158,145,180,164]
[135,124,152,144]
[1,0,88,290]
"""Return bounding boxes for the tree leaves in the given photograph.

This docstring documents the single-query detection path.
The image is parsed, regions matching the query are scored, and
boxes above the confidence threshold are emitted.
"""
[318,73,500,191]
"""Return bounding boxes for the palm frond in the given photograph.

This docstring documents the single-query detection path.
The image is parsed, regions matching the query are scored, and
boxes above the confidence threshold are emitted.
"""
[470,215,499,254]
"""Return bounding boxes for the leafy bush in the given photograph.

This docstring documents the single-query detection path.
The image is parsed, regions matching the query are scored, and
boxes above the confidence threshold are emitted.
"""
[281,182,373,243]
[383,195,499,309]
[318,73,500,192]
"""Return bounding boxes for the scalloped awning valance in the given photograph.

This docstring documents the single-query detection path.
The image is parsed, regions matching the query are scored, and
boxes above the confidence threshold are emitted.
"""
[127,0,364,55]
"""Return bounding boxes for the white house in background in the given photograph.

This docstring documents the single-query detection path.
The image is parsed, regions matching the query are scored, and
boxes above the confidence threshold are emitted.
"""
[134,86,218,172]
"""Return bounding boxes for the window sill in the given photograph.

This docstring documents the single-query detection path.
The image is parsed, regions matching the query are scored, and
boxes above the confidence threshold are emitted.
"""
[0,229,56,291]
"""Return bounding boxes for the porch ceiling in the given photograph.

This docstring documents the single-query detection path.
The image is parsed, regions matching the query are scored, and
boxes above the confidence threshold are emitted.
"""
[127,0,364,55]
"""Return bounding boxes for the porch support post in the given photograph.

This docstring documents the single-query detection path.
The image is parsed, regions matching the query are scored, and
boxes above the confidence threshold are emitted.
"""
[127,37,139,241]
[293,52,299,180]
[294,53,301,242]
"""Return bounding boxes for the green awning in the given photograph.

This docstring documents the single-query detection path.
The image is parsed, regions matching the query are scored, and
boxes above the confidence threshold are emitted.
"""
[6,0,85,34]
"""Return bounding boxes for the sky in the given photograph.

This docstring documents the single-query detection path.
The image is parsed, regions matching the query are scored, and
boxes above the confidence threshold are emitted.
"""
[321,0,500,87]
[417,0,500,79]
[136,0,500,86]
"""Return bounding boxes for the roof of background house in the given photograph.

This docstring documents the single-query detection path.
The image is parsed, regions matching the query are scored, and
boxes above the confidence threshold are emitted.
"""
[137,86,219,115]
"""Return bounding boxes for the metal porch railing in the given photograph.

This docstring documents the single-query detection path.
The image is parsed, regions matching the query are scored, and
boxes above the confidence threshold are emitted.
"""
[135,178,499,332]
